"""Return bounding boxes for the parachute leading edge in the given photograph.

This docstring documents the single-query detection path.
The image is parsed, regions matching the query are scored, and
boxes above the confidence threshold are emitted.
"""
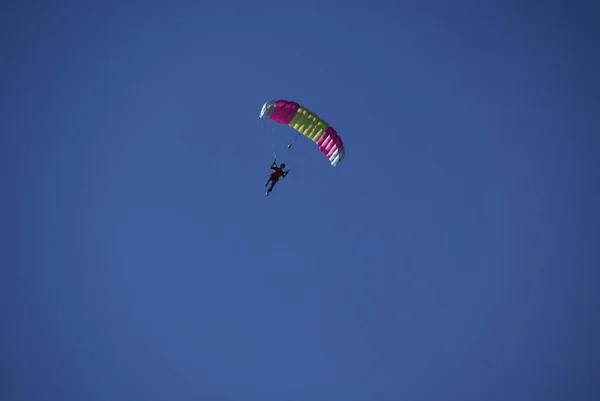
[260,99,345,166]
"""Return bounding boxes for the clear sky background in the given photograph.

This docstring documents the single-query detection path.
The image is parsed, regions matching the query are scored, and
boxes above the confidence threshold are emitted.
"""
[2,1,599,401]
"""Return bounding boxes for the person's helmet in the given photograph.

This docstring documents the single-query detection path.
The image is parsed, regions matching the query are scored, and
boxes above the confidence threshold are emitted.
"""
[280,163,286,168]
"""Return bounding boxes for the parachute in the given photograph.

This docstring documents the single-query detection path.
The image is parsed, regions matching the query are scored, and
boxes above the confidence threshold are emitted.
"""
[260,100,345,167]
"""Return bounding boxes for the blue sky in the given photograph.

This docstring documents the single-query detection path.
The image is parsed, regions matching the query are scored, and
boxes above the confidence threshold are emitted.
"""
[2,1,599,400]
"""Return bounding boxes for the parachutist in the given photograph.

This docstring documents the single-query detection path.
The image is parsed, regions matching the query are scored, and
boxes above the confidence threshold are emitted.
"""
[265,161,289,196]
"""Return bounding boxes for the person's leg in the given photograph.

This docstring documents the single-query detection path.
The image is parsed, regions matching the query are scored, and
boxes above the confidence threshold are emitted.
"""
[266,178,278,195]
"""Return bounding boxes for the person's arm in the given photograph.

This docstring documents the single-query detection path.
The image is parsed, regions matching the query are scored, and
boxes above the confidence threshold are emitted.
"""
[270,161,277,169]
[282,170,290,177]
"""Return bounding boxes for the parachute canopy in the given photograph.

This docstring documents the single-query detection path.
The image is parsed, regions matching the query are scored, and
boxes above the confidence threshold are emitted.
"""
[260,99,345,167]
